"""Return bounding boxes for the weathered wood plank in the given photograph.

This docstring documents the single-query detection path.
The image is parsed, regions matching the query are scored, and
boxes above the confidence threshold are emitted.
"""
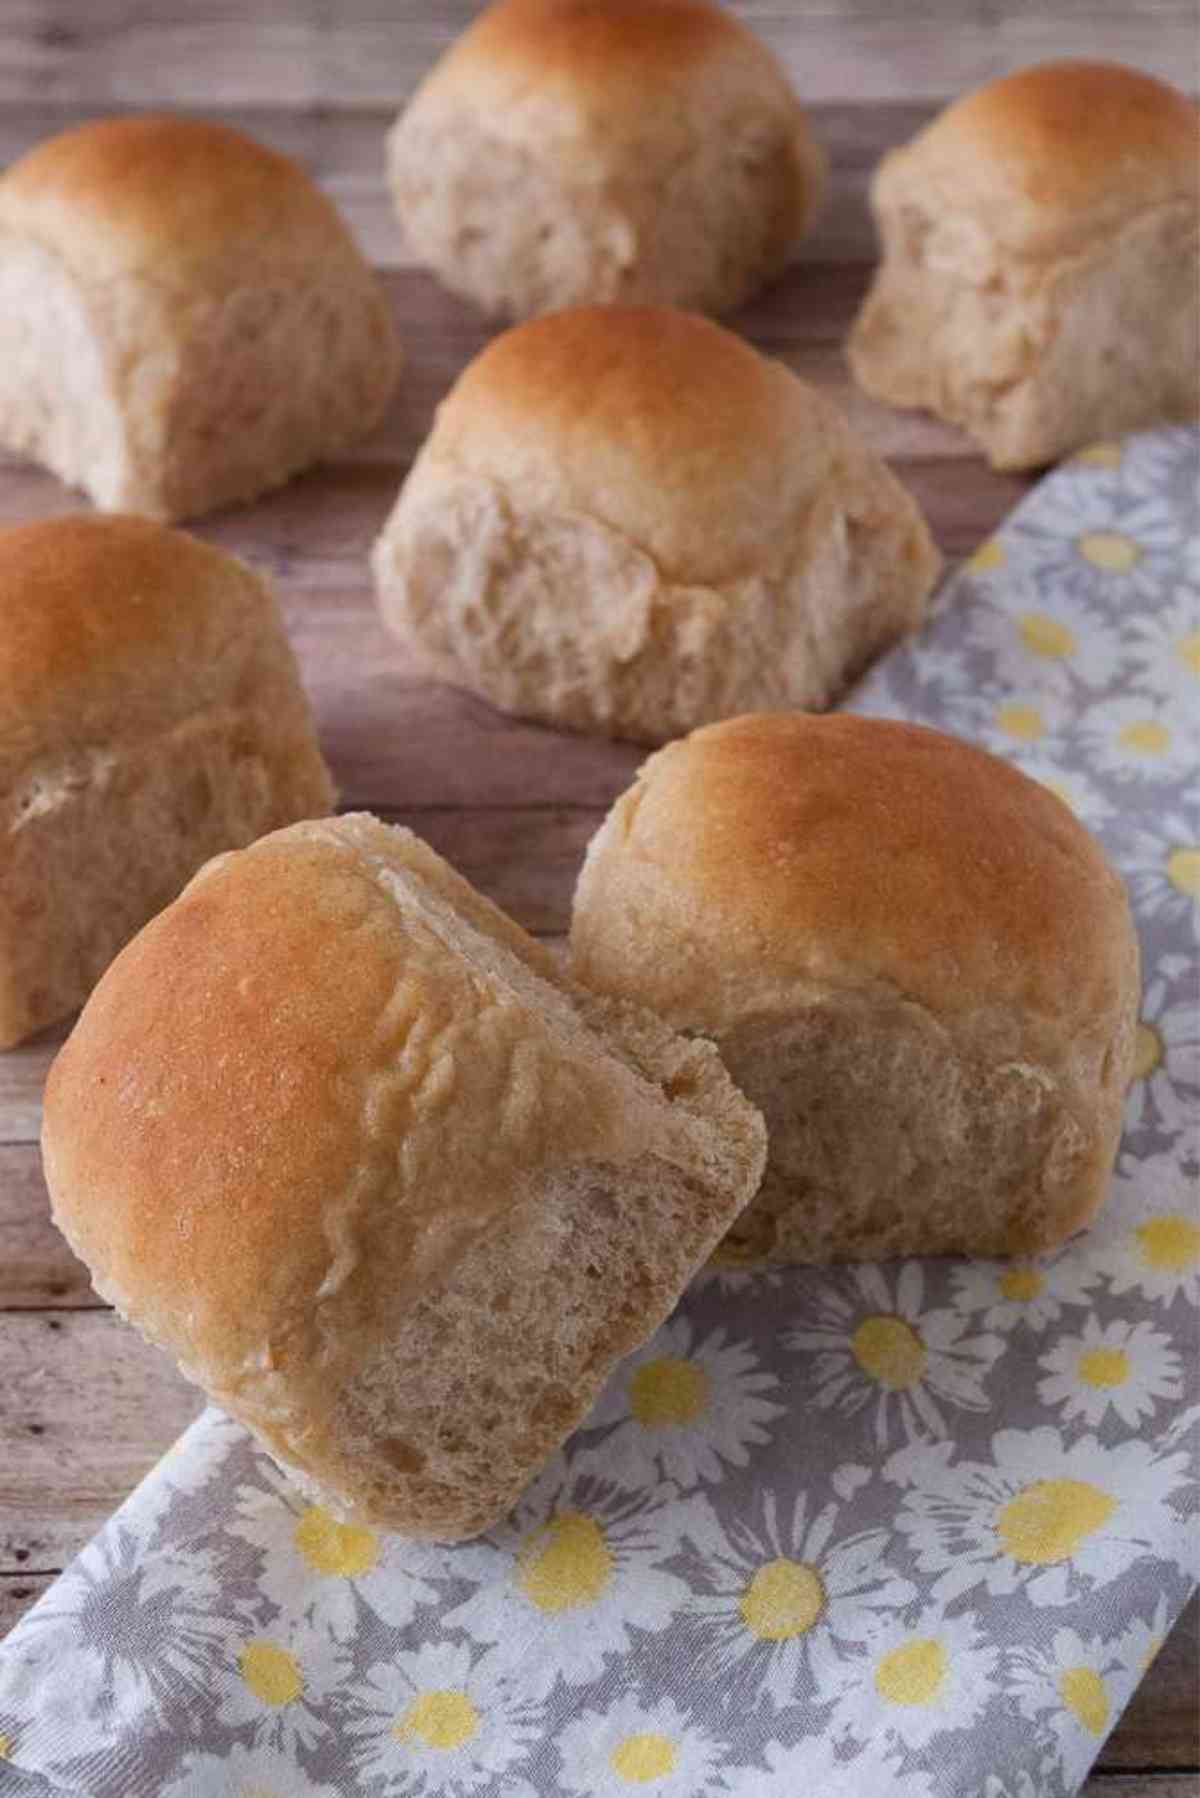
[0,4,1191,108]
[0,1311,200,1569]
[1083,1781,1200,1797]
[1101,1593,1200,1770]
[0,1144,96,1306]
[0,1571,55,1636]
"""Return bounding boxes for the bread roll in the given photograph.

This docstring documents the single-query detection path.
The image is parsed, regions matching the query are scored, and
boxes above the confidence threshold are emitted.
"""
[42,814,766,1539]
[570,713,1139,1263]
[0,514,334,1047]
[372,306,940,745]
[0,115,401,519]
[848,62,1200,470]
[386,0,825,319]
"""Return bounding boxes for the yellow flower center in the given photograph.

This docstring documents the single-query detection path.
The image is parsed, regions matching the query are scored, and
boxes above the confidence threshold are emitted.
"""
[1132,1022,1163,1081]
[995,1478,1116,1564]
[1018,612,1076,658]
[999,1266,1044,1303]
[294,1506,379,1578]
[1142,1634,1164,1672]
[238,1640,303,1707]
[996,702,1046,742]
[517,1512,613,1613]
[1117,720,1171,756]
[609,1732,678,1782]
[1136,1214,1200,1272]
[1058,1666,1109,1735]
[1167,848,1200,897]
[874,1637,948,1707]
[851,1315,927,1390]
[739,1558,826,1640]
[968,537,1005,573]
[394,1689,479,1751]
[1077,1347,1130,1389]
[1075,441,1122,467]
[630,1357,709,1428]
[241,1786,285,1798]
[1077,530,1141,573]
[0,1734,10,1759]
[1178,632,1200,676]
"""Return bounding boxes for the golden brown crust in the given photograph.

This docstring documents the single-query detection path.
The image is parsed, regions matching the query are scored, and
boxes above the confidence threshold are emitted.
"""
[423,305,846,585]
[43,816,765,1535]
[883,61,1199,252]
[570,714,1139,1261]
[0,515,287,770]
[0,115,366,283]
[576,713,1132,1030]
[423,0,783,107]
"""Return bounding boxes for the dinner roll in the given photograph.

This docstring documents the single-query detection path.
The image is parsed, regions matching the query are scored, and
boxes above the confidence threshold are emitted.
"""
[570,714,1139,1263]
[848,62,1200,470]
[0,514,333,1047]
[0,115,401,519]
[371,306,940,744]
[43,815,766,1539]
[386,0,826,319]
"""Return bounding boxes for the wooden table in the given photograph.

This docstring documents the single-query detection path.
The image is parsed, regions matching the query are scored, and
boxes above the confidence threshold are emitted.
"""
[0,6,1196,1790]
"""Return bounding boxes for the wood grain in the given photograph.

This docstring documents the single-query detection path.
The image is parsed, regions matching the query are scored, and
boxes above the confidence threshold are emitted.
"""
[0,1311,200,1569]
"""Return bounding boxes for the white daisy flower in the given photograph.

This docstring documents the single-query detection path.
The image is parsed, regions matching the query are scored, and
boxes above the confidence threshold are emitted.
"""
[1125,952,1200,1135]
[975,684,1073,758]
[901,642,979,697]
[1082,1145,1200,1307]
[829,1606,999,1751]
[1037,1316,1182,1427]
[1009,1626,1120,1792]
[691,1260,783,1294]
[1119,812,1200,940]
[1125,585,1200,699]
[732,1735,937,1798]
[161,1746,340,1798]
[440,1456,691,1700]
[1006,751,1117,832]
[979,1771,1054,1798]
[346,1642,540,1796]
[228,1458,445,1644]
[963,588,1122,695]
[677,1488,915,1710]
[887,1425,1192,1606]
[214,1613,350,1755]
[576,1316,784,1490]
[15,1530,234,1745]
[1024,489,1182,603]
[555,1695,725,1798]
[1075,693,1197,783]
[785,1262,1005,1448]
[948,1253,1099,1334]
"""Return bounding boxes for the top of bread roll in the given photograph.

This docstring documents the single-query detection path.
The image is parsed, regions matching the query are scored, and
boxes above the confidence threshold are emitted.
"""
[420,305,842,587]
[0,513,301,773]
[881,62,1199,252]
[0,114,368,283]
[43,813,764,1537]
[413,0,800,125]
[573,712,1135,1038]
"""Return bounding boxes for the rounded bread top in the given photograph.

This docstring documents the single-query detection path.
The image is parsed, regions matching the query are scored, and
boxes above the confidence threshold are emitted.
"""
[41,817,712,1395]
[0,114,368,283]
[414,0,799,126]
[0,513,281,771]
[572,712,1137,1037]
[419,305,840,585]
[881,61,1199,249]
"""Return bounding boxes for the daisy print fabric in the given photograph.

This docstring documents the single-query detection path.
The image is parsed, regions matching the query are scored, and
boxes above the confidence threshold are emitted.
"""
[0,427,1197,1797]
